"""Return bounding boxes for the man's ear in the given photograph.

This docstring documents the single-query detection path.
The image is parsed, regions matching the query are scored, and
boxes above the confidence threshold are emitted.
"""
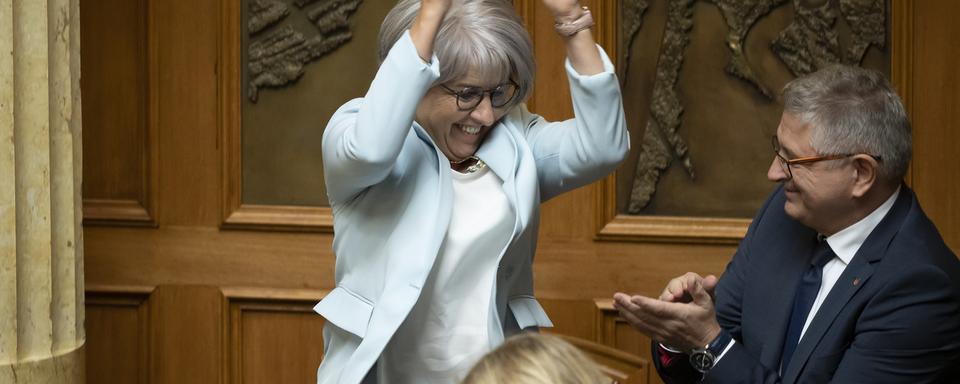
[851,155,879,198]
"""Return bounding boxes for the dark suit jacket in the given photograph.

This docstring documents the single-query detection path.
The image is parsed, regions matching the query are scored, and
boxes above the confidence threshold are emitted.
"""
[654,185,960,384]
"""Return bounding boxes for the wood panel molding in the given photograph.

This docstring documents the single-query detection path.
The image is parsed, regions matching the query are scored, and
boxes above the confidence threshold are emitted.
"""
[222,286,328,302]
[82,0,159,226]
[222,204,334,232]
[595,175,750,244]
[225,289,327,384]
[595,298,662,384]
[594,298,627,349]
[86,285,154,384]
[218,0,334,233]
[84,199,155,224]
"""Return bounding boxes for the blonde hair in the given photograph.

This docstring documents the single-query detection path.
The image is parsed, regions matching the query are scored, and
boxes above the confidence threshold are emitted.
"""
[461,333,609,384]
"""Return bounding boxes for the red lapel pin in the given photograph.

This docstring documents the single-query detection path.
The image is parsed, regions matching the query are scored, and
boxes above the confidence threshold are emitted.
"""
[852,277,861,286]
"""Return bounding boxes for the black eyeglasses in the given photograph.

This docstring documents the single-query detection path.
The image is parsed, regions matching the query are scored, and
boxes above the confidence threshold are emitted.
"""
[439,80,519,111]
[771,135,881,179]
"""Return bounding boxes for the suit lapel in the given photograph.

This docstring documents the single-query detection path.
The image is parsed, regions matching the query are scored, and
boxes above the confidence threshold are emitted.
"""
[782,188,912,383]
[476,122,525,237]
[762,229,817,369]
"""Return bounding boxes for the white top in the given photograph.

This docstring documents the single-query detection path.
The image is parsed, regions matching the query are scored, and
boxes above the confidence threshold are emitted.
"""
[379,165,514,383]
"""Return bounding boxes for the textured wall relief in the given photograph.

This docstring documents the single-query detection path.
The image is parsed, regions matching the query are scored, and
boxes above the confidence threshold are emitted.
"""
[712,0,790,97]
[247,0,362,102]
[622,0,886,214]
[620,0,650,83]
[628,0,695,214]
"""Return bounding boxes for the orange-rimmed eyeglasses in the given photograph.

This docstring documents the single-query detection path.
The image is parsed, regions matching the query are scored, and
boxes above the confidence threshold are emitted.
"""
[771,135,881,179]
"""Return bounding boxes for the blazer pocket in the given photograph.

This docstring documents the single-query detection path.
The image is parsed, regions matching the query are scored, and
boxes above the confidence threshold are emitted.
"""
[508,296,554,329]
[313,286,374,339]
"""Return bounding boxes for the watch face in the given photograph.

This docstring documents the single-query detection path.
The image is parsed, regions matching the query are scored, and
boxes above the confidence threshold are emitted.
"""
[690,350,716,373]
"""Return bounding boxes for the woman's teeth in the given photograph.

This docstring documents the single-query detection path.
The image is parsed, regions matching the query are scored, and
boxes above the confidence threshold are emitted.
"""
[459,125,481,135]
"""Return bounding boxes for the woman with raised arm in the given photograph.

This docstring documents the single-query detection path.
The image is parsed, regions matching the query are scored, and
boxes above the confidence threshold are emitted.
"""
[315,0,628,382]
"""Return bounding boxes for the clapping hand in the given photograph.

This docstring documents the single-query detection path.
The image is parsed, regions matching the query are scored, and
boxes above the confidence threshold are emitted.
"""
[613,273,722,351]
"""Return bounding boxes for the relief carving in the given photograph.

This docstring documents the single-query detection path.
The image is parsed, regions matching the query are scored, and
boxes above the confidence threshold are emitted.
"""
[247,0,362,102]
[839,0,885,65]
[771,0,842,77]
[622,0,886,214]
[711,0,789,98]
[628,0,695,214]
[620,0,649,82]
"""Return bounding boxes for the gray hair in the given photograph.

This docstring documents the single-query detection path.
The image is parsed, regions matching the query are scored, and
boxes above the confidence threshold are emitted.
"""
[782,65,912,185]
[378,0,535,109]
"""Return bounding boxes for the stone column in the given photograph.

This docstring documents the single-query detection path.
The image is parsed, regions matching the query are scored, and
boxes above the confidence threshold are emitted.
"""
[0,0,85,382]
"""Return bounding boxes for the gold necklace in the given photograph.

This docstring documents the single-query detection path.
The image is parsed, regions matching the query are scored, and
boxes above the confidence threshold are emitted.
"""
[449,155,487,173]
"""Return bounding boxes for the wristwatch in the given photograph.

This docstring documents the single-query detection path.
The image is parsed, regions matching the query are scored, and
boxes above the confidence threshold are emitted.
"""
[689,329,732,373]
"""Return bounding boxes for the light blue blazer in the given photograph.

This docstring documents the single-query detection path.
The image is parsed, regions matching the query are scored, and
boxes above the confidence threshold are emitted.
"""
[315,31,629,384]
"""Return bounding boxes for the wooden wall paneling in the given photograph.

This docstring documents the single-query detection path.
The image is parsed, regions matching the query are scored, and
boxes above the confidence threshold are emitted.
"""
[84,227,335,298]
[80,0,158,225]
[595,299,662,384]
[906,1,960,253]
[149,285,223,384]
[533,240,733,303]
[539,298,599,341]
[224,287,326,384]
[78,1,959,383]
[218,0,333,232]
[155,0,221,226]
[85,286,153,384]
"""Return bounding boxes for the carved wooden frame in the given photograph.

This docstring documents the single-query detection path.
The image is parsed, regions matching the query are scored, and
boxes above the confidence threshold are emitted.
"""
[594,0,911,245]
[219,0,334,232]
[82,0,159,226]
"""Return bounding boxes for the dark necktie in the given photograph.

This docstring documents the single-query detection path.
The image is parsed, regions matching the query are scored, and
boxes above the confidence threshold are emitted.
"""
[780,238,835,372]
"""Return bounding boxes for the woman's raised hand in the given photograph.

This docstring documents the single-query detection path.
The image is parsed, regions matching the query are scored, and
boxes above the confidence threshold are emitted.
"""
[542,0,604,76]
[411,0,453,62]
[541,0,583,22]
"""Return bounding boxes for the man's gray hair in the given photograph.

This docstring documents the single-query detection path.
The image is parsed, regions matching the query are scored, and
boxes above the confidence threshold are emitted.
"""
[782,65,912,185]
[378,0,535,110]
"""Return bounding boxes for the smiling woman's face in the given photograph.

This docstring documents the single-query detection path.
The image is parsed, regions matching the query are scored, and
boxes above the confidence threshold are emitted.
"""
[415,70,511,163]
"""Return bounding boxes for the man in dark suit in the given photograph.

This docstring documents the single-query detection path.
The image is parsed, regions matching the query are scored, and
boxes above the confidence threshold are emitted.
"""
[614,65,960,383]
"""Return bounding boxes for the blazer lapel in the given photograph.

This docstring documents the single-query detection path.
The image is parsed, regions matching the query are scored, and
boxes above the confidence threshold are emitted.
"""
[782,188,912,383]
[760,228,817,369]
[476,122,525,236]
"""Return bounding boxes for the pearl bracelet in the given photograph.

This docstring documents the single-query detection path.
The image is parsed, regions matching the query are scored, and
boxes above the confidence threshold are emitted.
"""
[554,6,594,37]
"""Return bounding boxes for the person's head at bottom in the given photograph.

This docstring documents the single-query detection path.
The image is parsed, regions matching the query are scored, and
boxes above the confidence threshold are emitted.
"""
[461,333,611,384]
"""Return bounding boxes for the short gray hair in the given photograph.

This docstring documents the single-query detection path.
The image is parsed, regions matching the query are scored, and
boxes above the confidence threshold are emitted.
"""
[378,0,535,110]
[782,65,912,185]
